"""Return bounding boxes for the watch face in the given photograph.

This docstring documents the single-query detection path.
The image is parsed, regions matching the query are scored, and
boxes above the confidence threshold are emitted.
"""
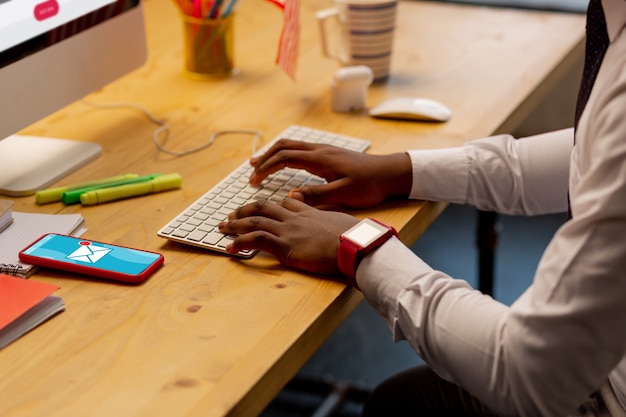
[343,218,389,247]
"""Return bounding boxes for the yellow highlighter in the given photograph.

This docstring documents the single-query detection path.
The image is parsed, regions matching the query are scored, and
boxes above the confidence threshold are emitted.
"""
[35,173,139,204]
[80,173,182,206]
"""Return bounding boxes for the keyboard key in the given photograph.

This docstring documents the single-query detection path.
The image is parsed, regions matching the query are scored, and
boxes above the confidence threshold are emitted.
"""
[188,230,208,242]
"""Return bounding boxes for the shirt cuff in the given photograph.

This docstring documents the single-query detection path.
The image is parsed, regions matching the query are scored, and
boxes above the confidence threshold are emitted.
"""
[407,148,470,203]
[356,236,434,325]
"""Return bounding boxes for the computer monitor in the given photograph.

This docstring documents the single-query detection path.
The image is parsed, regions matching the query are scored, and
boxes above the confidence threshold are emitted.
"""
[0,0,147,196]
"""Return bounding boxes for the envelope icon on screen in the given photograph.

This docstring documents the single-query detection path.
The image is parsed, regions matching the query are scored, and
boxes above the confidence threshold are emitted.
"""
[66,243,111,263]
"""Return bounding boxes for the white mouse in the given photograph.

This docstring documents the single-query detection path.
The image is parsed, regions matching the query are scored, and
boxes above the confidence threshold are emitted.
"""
[369,97,452,122]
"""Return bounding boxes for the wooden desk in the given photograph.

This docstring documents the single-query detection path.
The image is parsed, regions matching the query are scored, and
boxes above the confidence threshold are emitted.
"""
[2,1,584,416]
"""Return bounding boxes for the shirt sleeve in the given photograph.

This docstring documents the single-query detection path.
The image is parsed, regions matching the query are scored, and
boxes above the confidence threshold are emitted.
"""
[407,128,573,215]
[359,116,626,415]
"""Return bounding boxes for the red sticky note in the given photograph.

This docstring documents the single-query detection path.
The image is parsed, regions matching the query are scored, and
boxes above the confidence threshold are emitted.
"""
[0,274,60,330]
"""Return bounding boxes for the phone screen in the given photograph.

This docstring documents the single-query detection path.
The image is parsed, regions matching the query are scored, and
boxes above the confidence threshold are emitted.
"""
[21,234,163,278]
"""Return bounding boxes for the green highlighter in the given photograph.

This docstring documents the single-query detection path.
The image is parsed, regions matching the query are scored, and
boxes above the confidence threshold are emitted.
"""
[35,173,140,204]
[80,173,182,205]
[61,174,163,205]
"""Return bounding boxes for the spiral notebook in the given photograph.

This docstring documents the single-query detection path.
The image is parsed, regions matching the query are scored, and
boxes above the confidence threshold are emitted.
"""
[0,211,85,278]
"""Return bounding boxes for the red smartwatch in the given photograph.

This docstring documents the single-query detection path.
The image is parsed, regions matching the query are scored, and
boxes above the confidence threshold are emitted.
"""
[338,218,398,288]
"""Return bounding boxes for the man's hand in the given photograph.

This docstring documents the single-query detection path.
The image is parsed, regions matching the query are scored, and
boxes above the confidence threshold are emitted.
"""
[219,198,359,276]
[249,139,412,208]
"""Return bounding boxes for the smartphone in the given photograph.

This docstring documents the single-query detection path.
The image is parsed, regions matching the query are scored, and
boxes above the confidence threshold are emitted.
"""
[19,233,164,283]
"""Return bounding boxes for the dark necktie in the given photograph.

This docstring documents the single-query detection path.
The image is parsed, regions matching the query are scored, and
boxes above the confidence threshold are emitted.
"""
[575,0,610,129]
[569,0,609,219]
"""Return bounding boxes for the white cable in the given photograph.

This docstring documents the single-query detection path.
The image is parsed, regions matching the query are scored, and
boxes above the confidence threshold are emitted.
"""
[81,100,264,157]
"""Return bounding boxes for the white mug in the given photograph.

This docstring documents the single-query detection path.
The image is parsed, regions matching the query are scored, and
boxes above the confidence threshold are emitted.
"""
[317,0,398,81]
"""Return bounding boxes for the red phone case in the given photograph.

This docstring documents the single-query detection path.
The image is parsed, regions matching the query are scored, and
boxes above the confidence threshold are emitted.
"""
[19,234,164,284]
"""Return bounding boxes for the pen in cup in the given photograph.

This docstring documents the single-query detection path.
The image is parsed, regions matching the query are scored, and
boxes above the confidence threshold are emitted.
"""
[208,0,224,18]
[221,0,237,17]
[174,0,238,18]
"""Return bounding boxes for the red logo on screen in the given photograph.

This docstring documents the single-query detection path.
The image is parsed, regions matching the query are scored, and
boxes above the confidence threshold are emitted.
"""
[34,0,59,21]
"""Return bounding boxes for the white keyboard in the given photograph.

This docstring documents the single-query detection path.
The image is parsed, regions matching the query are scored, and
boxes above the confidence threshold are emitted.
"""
[157,125,371,257]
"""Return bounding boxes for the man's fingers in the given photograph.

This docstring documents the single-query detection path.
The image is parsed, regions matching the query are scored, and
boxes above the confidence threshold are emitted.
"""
[228,199,286,221]
[224,230,286,256]
[288,179,354,207]
[250,141,336,185]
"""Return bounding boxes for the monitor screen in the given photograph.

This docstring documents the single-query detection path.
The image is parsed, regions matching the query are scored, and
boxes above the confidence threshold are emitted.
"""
[0,0,147,196]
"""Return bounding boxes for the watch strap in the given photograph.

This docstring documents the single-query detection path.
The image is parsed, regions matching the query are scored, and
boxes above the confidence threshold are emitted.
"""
[338,218,398,289]
[338,237,361,287]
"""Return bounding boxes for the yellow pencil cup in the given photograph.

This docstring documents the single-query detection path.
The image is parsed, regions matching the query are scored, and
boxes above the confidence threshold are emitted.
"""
[181,14,235,80]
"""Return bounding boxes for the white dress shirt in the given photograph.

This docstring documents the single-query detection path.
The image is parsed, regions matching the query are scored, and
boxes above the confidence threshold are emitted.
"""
[356,1,626,415]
